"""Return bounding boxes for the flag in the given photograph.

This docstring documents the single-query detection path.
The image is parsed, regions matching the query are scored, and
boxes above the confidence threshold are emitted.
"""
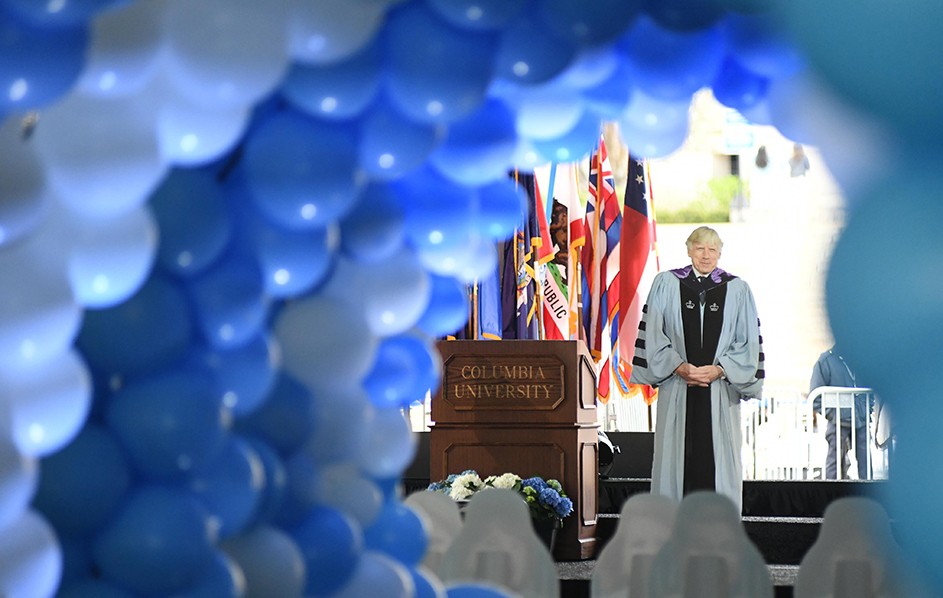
[618,154,659,403]
[476,265,502,340]
[585,136,622,402]
[534,162,583,341]
[501,172,540,340]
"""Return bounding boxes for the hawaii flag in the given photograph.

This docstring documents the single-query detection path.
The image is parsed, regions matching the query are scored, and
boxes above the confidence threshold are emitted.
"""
[534,162,583,341]
[618,155,659,403]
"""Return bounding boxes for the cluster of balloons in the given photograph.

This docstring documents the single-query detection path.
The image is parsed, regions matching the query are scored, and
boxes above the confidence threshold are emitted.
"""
[1,0,943,595]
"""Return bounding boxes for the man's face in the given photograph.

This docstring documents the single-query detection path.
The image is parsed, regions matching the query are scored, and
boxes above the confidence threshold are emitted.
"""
[688,242,720,274]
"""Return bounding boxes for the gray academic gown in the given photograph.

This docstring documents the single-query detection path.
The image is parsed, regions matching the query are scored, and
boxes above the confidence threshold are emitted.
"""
[629,270,764,511]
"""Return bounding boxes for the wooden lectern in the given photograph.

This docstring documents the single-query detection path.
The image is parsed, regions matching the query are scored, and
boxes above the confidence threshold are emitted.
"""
[430,339,599,560]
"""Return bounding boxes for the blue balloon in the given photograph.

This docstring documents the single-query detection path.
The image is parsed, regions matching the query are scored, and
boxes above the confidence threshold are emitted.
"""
[237,371,317,455]
[77,273,194,377]
[303,385,370,467]
[711,57,770,113]
[1,0,125,28]
[363,502,428,567]
[183,436,264,539]
[167,550,245,598]
[33,424,131,538]
[494,17,576,86]
[0,116,48,248]
[428,98,519,186]
[617,113,689,159]
[619,16,725,102]
[0,7,88,111]
[58,537,92,585]
[273,449,324,528]
[191,333,278,417]
[416,274,471,337]
[395,165,477,251]
[243,109,364,229]
[332,551,414,598]
[384,4,497,123]
[530,109,602,163]
[104,368,229,480]
[0,436,37,530]
[426,0,527,31]
[642,0,723,31]
[447,583,516,598]
[474,178,528,241]
[58,579,138,598]
[357,405,417,479]
[411,566,447,598]
[357,94,445,180]
[536,0,643,48]
[227,171,337,299]
[242,438,287,526]
[149,167,232,279]
[581,59,634,120]
[282,40,382,121]
[724,13,804,79]
[364,333,440,409]
[185,253,269,351]
[92,486,216,596]
[555,45,621,91]
[339,182,405,263]
[290,505,363,596]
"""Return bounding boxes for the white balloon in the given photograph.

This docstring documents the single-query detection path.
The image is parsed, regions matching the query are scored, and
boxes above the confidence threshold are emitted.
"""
[68,205,158,309]
[357,406,416,479]
[0,510,62,598]
[164,0,290,108]
[417,233,499,283]
[0,116,48,248]
[0,436,37,530]
[31,91,167,218]
[287,0,386,65]
[77,0,167,97]
[157,93,250,166]
[317,464,383,527]
[0,349,92,458]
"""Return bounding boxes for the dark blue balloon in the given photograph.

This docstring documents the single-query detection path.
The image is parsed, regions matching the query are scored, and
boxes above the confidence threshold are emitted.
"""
[711,56,770,113]
[426,0,527,31]
[182,436,264,539]
[1,0,127,28]
[290,505,363,596]
[242,437,287,526]
[77,273,194,378]
[536,0,643,48]
[411,566,446,598]
[363,502,428,567]
[189,333,278,417]
[33,424,132,538]
[620,15,725,102]
[474,178,528,241]
[0,7,88,111]
[384,3,498,124]
[237,371,317,455]
[282,39,382,121]
[447,584,516,598]
[582,59,634,120]
[724,13,804,79]
[643,0,724,31]
[339,182,405,263]
[395,165,477,251]
[495,17,575,86]
[357,94,445,180]
[416,274,470,337]
[243,109,364,229]
[169,550,245,598]
[272,450,324,528]
[92,485,216,596]
[58,579,138,598]
[58,537,94,585]
[104,368,229,480]
[149,167,232,279]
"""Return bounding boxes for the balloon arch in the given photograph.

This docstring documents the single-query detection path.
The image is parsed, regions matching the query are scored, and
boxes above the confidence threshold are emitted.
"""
[1,0,941,595]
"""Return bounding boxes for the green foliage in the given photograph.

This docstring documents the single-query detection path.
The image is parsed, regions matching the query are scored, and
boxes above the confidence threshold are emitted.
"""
[657,175,746,224]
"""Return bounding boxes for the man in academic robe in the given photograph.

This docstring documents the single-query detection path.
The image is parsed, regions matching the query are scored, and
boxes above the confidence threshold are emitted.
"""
[629,226,764,511]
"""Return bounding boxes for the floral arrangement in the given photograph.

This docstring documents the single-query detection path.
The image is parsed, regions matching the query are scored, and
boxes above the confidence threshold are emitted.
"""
[428,470,574,524]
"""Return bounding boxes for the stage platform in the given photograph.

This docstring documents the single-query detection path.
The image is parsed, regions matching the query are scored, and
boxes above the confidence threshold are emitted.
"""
[405,431,889,597]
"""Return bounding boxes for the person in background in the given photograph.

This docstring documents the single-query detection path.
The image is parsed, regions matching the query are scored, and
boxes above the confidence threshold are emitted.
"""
[789,142,810,177]
[810,346,870,479]
[630,226,765,512]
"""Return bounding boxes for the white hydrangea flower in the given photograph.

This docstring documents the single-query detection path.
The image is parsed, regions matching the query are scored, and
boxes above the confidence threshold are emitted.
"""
[448,472,482,500]
[487,473,521,489]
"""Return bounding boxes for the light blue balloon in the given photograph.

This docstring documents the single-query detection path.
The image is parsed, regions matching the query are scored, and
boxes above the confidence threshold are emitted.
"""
[363,502,428,567]
[0,116,48,248]
[340,182,405,263]
[395,165,477,251]
[104,367,229,480]
[0,510,61,598]
[77,273,194,377]
[0,436,37,530]
[581,59,634,121]
[530,109,602,164]
[282,40,382,121]
[428,99,519,187]
[447,583,516,598]
[219,526,305,598]
[0,7,88,110]
[474,178,528,241]
[290,505,363,596]
[384,4,497,124]
[357,95,445,180]
[169,550,246,598]
[364,333,439,409]
[357,405,417,479]
[711,57,770,113]
[92,486,215,596]
[318,464,383,527]
[32,424,131,538]
[303,385,370,467]
[332,551,414,598]
[619,15,725,102]
[183,435,264,539]
[274,450,324,528]
[149,167,232,279]
[555,45,621,91]
[243,109,363,230]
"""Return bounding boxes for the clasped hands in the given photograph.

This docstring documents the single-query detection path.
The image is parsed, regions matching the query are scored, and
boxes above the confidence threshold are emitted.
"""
[675,362,725,387]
